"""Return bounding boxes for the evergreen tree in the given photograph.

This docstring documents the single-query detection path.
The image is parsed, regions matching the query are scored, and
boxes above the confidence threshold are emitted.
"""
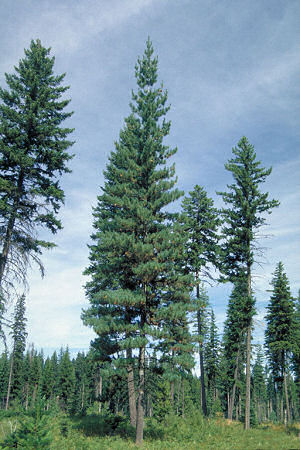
[181,185,220,415]
[204,308,220,413]
[0,39,74,304]
[252,345,267,423]
[217,136,279,429]
[0,351,9,408]
[265,262,297,423]
[41,356,56,408]
[83,38,192,444]
[221,278,248,420]
[57,347,76,412]
[6,294,27,409]
[292,290,300,414]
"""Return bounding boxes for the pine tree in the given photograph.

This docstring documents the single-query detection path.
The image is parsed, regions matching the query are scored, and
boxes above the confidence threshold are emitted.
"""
[222,278,248,420]
[204,308,220,413]
[180,185,220,415]
[83,38,192,445]
[0,39,74,304]
[217,136,279,429]
[292,290,300,413]
[265,262,297,423]
[57,347,76,412]
[0,351,9,408]
[252,345,267,423]
[5,294,27,409]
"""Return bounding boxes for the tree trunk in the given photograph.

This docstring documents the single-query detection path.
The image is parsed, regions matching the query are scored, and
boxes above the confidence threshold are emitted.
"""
[0,171,24,286]
[136,344,145,445]
[5,354,14,410]
[283,370,291,423]
[196,278,207,416]
[170,381,174,406]
[228,348,240,420]
[32,383,38,406]
[244,267,252,430]
[98,373,102,413]
[126,348,137,427]
[245,324,251,429]
[182,379,185,417]
[25,382,29,411]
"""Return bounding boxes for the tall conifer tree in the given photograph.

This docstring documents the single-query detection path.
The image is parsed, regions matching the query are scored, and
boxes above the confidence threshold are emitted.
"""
[204,308,220,410]
[217,136,279,429]
[6,294,27,409]
[181,185,220,415]
[0,39,74,303]
[222,278,248,420]
[265,262,296,423]
[83,39,192,445]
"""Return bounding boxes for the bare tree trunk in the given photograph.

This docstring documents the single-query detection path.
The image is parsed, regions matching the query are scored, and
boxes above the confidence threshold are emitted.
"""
[5,354,14,410]
[280,395,284,422]
[127,348,137,427]
[182,379,185,417]
[228,349,240,420]
[136,344,145,445]
[244,267,252,430]
[98,374,102,413]
[0,171,24,285]
[283,370,291,423]
[245,324,251,429]
[177,379,181,414]
[32,383,38,407]
[170,381,174,406]
[196,278,207,416]
[25,383,29,411]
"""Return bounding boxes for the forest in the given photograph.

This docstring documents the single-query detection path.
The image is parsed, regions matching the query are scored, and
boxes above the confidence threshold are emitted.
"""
[0,38,299,449]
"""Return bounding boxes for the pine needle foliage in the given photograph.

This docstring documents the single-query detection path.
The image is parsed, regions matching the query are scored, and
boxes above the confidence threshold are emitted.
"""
[0,39,74,301]
[82,38,193,444]
[265,262,296,383]
[217,137,279,428]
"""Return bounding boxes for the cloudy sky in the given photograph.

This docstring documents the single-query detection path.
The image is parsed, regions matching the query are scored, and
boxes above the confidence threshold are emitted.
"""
[1,0,299,354]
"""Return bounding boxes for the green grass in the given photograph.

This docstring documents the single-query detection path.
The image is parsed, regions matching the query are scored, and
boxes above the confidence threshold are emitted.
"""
[1,411,300,449]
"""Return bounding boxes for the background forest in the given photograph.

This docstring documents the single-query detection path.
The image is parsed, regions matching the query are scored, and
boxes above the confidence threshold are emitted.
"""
[0,1,299,448]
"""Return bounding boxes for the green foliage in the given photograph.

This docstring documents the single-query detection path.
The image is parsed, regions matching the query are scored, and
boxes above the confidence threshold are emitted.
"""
[217,136,279,283]
[181,185,220,277]
[9,294,27,404]
[82,42,193,442]
[265,262,296,382]
[57,348,76,412]
[0,39,74,298]
[0,412,53,449]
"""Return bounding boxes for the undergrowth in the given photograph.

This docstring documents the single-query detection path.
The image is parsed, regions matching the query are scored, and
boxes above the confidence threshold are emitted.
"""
[0,410,300,449]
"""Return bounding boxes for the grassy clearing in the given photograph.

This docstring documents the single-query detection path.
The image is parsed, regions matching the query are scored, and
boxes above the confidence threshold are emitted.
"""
[1,411,300,449]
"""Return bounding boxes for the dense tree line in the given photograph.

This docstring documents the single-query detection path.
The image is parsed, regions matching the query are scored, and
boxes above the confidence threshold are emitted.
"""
[0,39,299,446]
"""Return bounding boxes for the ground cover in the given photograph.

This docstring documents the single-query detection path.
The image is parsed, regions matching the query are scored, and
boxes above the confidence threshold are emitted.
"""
[1,411,300,449]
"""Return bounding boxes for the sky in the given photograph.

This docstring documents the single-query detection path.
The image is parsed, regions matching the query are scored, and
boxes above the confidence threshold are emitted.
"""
[0,0,299,355]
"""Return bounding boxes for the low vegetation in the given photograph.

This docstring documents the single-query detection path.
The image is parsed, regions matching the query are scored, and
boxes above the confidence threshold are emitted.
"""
[1,410,300,449]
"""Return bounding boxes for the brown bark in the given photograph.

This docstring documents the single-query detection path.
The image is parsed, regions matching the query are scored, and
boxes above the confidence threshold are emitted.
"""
[127,348,137,427]
[136,344,145,445]
[182,379,185,417]
[98,373,102,413]
[244,267,252,430]
[170,381,174,406]
[228,348,240,420]
[245,324,251,429]
[196,277,207,416]
[283,370,291,423]
[5,354,14,410]
[0,171,24,286]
